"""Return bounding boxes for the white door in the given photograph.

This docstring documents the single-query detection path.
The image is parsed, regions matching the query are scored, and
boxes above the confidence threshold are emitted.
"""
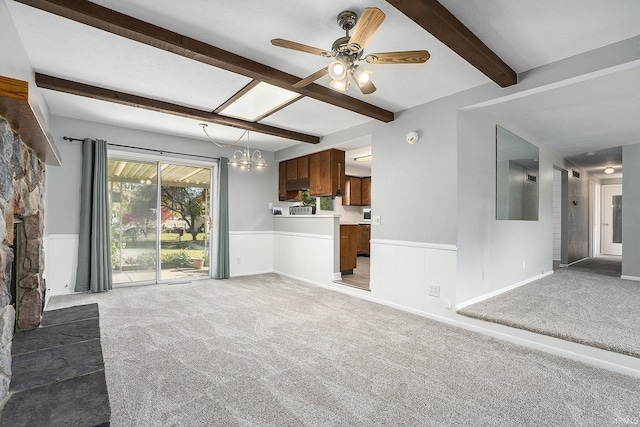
[602,185,622,255]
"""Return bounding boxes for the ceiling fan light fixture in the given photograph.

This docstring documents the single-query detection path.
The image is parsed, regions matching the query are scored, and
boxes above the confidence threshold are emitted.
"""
[353,66,372,86]
[604,166,615,175]
[330,78,349,92]
[328,59,347,81]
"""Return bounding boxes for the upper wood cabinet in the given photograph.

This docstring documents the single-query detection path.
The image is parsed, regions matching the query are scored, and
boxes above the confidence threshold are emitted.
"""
[286,156,309,181]
[285,155,310,191]
[278,149,344,198]
[278,161,303,201]
[343,176,362,206]
[309,149,345,197]
[278,162,287,200]
[361,176,371,206]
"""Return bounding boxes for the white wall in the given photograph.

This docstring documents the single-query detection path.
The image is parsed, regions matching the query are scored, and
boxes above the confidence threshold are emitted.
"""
[456,108,554,307]
[455,106,592,307]
[622,143,640,279]
[272,216,338,285]
[44,116,276,295]
[0,0,50,126]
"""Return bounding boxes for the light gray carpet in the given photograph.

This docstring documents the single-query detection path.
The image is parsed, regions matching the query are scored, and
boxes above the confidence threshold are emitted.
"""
[458,256,640,358]
[48,273,639,426]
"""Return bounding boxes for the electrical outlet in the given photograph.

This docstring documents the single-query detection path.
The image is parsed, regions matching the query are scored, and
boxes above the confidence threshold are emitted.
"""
[236,258,241,264]
[373,215,381,225]
[429,285,440,298]
[522,260,526,269]
[268,203,273,209]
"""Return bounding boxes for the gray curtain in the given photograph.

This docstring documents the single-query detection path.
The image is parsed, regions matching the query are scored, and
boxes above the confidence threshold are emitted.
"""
[75,139,113,292]
[215,158,230,279]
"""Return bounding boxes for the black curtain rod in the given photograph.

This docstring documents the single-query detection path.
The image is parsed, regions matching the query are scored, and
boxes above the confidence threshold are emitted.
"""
[63,136,221,161]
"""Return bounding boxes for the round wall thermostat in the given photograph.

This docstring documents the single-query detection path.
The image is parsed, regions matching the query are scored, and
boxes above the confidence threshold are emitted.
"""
[406,131,419,144]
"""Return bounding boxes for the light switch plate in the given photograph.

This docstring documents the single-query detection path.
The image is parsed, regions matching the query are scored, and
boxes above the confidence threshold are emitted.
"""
[373,215,381,225]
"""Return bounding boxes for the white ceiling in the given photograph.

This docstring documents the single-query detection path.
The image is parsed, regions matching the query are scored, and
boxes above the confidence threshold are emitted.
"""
[6,0,640,175]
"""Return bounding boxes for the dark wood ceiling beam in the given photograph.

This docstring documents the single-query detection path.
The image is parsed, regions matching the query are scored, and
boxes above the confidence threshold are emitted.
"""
[386,0,517,87]
[16,0,394,122]
[35,74,320,144]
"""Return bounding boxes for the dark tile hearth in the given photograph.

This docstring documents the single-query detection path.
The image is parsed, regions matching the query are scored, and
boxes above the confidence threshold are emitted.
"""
[0,303,110,427]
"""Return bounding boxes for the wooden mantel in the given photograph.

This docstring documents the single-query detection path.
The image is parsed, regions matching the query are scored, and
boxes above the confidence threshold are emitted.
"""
[0,76,61,166]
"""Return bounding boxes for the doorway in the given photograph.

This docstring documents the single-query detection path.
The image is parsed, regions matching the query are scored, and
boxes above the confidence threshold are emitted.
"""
[601,184,622,256]
[108,157,214,284]
[552,167,568,268]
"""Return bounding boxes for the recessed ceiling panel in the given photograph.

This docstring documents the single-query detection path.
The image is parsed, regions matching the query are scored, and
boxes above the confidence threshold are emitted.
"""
[8,2,251,111]
[42,90,299,152]
[260,97,373,136]
[219,82,300,121]
[82,0,491,112]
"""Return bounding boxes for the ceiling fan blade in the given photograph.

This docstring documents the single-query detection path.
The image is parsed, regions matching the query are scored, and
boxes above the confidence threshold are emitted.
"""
[347,8,385,53]
[365,50,431,64]
[271,38,332,57]
[293,67,329,88]
[357,79,377,95]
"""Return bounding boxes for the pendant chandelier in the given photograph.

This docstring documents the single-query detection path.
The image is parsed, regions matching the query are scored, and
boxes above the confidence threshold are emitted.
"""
[200,124,267,170]
[228,131,267,170]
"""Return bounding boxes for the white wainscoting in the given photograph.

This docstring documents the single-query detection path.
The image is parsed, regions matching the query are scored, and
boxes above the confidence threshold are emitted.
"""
[229,231,273,277]
[43,234,79,301]
[368,239,458,314]
[273,231,335,287]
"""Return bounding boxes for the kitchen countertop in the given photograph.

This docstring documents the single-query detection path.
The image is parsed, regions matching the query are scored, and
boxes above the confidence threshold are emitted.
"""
[273,214,340,218]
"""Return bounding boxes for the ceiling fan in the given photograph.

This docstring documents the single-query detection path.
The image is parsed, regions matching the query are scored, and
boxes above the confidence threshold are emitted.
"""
[271,8,430,95]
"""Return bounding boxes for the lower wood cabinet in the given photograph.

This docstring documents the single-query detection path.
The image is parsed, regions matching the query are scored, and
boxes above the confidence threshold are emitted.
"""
[340,224,358,273]
[357,224,370,255]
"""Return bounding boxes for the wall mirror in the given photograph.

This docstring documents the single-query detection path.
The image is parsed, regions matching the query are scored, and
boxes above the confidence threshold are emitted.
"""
[496,125,539,220]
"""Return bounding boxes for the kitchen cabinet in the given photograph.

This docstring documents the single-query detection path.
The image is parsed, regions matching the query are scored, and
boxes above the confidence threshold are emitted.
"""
[340,224,358,273]
[361,176,371,206]
[278,162,303,201]
[278,162,287,200]
[343,176,362,206]
[286,155,310,191]
[357,224,370,255]
[310,149,345,197]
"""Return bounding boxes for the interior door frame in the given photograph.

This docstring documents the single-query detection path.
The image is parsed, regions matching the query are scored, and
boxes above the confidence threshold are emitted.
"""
[108,148,218,285]
[590,180,601,257]
[601,183,622,256]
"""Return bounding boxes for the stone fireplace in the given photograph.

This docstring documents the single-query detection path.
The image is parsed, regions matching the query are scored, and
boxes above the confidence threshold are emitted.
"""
[0,115,46,401]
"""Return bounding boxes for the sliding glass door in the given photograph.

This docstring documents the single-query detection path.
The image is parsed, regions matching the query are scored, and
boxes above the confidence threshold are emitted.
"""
[159,164,211,280]
[108,157,213,285]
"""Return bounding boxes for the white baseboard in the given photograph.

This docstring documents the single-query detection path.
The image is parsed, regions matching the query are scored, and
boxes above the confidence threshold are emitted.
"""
[560,257,590,268]
[456,270,554,310]
[230,269,273,278]
[621,275,640,281]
